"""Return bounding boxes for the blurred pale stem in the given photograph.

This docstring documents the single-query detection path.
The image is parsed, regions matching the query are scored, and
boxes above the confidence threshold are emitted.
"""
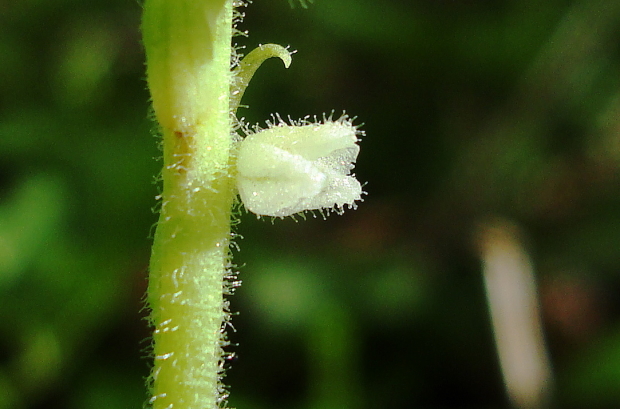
[477,219,552,409]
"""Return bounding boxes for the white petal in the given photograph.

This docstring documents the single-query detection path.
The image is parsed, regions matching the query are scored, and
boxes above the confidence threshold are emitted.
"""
[243,121,358,160]
[237,143,326,216]
[313,174,362,210]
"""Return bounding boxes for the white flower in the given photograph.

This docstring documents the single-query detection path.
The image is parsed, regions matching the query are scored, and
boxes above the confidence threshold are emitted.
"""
[236,117,363,217]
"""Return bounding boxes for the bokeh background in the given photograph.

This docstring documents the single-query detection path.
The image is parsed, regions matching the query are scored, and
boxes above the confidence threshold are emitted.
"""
[2,0,620,408]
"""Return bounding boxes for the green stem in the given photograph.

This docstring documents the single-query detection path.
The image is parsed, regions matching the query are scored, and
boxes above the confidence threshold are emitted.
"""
[142,1,235,408]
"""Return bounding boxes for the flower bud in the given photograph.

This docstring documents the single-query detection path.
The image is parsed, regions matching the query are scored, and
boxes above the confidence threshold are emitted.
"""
[236,118,362,217]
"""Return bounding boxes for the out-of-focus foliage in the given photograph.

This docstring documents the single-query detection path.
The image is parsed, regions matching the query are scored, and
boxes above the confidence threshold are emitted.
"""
[2,1,620,409]
[0,1,156,408]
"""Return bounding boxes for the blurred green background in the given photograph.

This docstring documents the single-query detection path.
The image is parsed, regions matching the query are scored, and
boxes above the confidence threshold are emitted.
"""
[2,0,620,408]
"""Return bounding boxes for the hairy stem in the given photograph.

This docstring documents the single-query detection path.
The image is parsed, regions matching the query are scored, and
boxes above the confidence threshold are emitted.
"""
[142,1,235,408]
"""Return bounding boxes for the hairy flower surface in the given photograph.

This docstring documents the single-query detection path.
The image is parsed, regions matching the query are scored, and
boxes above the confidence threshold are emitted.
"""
[236,118,362,217]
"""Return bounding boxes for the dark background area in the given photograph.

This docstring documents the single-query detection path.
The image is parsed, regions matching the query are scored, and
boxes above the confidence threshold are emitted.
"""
[2,1,620,408]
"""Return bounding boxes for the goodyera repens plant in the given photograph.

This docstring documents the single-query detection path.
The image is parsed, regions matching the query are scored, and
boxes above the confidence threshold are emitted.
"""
[142,1,363,408]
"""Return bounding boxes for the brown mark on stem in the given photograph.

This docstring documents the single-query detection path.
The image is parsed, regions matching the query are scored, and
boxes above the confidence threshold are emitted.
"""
[171,130,194,175]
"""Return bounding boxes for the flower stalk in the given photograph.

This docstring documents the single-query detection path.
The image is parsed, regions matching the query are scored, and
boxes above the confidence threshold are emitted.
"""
[142,0,235,408]
[142,0,363,407]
